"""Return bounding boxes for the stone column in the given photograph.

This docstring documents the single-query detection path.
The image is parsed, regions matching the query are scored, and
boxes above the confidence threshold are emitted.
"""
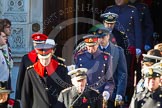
[0,0,43,98]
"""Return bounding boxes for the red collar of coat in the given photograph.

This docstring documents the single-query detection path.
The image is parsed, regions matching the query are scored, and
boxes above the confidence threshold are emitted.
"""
[28,50,37,63]
[33,59,58,77]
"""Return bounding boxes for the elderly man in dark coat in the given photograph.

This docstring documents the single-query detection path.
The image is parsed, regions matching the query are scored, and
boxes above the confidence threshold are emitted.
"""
[55,67,102,108]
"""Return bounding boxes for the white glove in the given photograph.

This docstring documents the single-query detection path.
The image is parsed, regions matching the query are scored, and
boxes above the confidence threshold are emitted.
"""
[136,48,141,56]
[102,91,110,101]
[115,94,122,101]
[115,94,124,107]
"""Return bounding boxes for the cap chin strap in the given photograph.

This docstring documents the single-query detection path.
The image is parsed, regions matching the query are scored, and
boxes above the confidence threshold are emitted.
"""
[38,53,52,59]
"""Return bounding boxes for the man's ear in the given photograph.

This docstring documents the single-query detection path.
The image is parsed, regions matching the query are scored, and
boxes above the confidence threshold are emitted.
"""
[52,48,56,55]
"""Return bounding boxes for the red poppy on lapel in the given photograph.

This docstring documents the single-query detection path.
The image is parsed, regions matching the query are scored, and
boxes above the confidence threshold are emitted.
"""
[104,55,108,60]
[82,97,88,103]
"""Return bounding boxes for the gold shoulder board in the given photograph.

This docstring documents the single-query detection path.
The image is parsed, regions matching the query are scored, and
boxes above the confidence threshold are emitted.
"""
[27,65,34,70]
[57,56,66,62]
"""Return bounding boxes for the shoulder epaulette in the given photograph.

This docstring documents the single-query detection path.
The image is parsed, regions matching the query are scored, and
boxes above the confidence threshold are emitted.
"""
[128,5,136,9]
[76,51,84,56]
[103,52,110,56]
[117,45,123,49]
[61,87,72,93]
[120,31,125,35]
[53,55,66,62]
[107,5,114,8]
[140,3,148,7]
[114,44,118,47]
[57,56,66,62]
[26,65,34,70]
[90,87,100,94]
[58,62,67,67]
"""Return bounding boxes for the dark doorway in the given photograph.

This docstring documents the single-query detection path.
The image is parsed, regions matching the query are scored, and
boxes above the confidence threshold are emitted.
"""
[43,0,114,64]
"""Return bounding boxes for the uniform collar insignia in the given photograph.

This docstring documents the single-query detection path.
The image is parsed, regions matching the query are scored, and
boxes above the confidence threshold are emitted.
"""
[148,68,153,75]
[34,59,58,77]
[88,38,93,42]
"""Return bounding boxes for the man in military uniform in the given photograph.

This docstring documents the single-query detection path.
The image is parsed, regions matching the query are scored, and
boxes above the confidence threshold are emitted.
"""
[104,0,142,104]
[104,0,142,53]
[100,12,129,52]
[55,67,102,108]
[134,49,162,95]
[129,62,162,108]
[94,26,127,108]
[21,43,71,108]
[128,0,154,89]
[129,0,154,52]
[15,33,48,100]
[74,34,114,105]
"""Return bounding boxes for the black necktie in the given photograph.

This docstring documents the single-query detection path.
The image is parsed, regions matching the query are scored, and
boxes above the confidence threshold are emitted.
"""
[91,55,94,59]
[102,48,106,52]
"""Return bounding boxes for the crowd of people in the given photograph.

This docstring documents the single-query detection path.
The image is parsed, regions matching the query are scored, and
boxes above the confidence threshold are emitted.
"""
[0,0,162,108]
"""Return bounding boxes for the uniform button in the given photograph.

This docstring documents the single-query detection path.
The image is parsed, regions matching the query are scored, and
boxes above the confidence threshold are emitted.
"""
[102,70,104,73]
[98,76,101,79]
[141,103,143,106]
[130,16,133,19]
[80,64,82,67]
[79,58,82,61]
[129,23,131,25]
[103,64,106,66]
[142,94,145,98]
[45,87,48,90]
[157,102,160,107]
[132,10,134,13]
[87,83,88,85]
[96,83,98,85]
[127,29,130,32]
[159,94,162,98]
